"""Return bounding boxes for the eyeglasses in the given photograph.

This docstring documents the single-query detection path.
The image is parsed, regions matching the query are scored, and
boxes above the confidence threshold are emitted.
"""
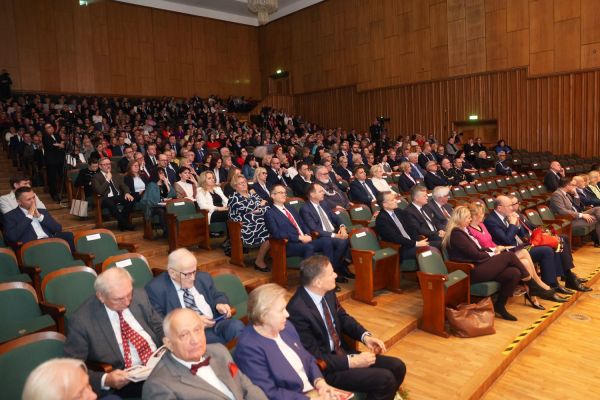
[170,268,196,279]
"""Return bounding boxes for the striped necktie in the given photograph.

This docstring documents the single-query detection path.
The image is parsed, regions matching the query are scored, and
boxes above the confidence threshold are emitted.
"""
[183,289,203,315]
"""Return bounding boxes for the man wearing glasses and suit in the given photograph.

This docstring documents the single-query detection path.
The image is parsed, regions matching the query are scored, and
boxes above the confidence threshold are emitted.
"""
[145,248,243,345]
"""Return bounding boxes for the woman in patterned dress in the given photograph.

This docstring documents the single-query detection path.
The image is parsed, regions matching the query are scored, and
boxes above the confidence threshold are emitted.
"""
[228,174,271,272]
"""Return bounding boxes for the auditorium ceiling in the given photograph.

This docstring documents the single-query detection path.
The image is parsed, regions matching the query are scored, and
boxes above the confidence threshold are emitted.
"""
[115,0,324,26]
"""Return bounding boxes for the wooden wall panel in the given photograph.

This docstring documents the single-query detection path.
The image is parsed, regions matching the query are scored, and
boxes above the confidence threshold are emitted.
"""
[0,0,261,98]
[293,68,600,157]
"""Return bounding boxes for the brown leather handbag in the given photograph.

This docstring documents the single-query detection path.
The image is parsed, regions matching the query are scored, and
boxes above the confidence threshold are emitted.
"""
[445,297,496,338]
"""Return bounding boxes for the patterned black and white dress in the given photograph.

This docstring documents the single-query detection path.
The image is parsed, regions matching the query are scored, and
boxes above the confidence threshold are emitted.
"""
[228,191,270,247]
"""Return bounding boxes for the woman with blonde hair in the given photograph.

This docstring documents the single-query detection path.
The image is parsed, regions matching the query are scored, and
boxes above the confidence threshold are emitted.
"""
[234,283,338,399]
[197,170,228,231]
[466,202,563,309]
[587,170,600,199]
[251,166,271,201]
[369,164,393,192]
[443,206,548,321]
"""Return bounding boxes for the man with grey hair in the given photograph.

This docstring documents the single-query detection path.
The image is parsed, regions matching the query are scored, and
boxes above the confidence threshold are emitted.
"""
[407,152,425,179]
[423,160,449,190]
[314,165,351,209]
[64,267,164,397]
[405,185,444,248]
[495,151,515,176]
[145,248,244,345]
[142,308,266,400]
[424,185,454,230]
[287,255,406,399]
[23,358,97,400]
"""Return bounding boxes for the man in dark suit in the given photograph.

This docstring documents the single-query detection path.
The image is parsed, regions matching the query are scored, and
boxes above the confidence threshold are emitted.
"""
[93,157,135,231]
[42,122,65,202]
[290,161,313,197]
[544,161,564,192]
[118,146,134,173]
[407,153,426,179]
[485,195,588,294]
[2,186,74,250]
[424,185,454,230]
[300,183,353,281]
[348,166,379,205]
[423,161,449,190]
[266,157,291,189]
[334,155,353,181]
[495,151,514,176]
[418,143,436,169]
[64,267,164,397]
[143,308,267,400]
[145,248,244,344]
[375,191,430,262]
[404,185,443,248]
[315,166,351,210]
[264,184,337,288]
[573,175,600,206]
[287,255,406,400]
[144,143,159,174]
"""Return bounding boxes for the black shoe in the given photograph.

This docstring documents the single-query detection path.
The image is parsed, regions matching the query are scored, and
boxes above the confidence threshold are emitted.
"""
[254,264,271,273]
[549,293,569,303]
[526,279,552,298]
[494,305,518,321]
[334,285,341,292]
[594,242,600,248]
[570,272,589,283]
[336,276,348,284]
[554,285,574,295]
[210,231,224,238]
[340,268,356,279]
[524,293,545,310]
[566,280,592,292]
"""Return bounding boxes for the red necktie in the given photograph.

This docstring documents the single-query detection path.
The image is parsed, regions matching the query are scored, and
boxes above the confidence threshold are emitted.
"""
[321,298,343,354]
[283,207,303,236]
[190,356,211,375]
[441,206,451,219]
[117,311,153,368]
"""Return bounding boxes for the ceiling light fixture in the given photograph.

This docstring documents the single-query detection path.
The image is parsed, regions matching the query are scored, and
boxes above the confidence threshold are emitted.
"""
[247,0,278,25]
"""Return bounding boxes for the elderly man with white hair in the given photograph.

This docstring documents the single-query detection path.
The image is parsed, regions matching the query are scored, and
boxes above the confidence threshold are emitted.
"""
[424,185,454,230]
[495,151,515,176]
[23,358,97,400]
[142,308,267,400]
[64,267,164,397]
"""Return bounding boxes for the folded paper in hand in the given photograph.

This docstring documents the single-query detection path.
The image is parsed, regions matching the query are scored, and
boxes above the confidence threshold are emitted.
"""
[125,345,168,382]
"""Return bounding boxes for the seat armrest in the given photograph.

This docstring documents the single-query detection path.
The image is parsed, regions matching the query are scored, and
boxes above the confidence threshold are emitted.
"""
[118,242,139,252]
[379,241,400,252]
[39,301,66,334]
[73,252,95,269]
[445,261,475,274]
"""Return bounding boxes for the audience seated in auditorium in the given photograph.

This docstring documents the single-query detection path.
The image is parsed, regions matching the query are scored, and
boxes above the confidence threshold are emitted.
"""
[423,160,449,190]
[23,358,97,400]
[369,164,393,192]
[424,185,453,230]
[443,206,547,321]
[495,151,515,176]
[3,186,74,250]
[174,166,198,201]
[234,283,337,400]
[228,174,271,272]
[145,248,244,344]
[64,267,164,397]
[92,156,135,231]
[290,161,313,198]
[404,185,444,248]
[196,170,229,232]
[266,157,291,189]
[287,255,407,399]
[143,308,267,400]
[494,139,512,154]
[572,175,600,207]
[0,174,45,214]
[550,177,600,248]
[314,165,351,210]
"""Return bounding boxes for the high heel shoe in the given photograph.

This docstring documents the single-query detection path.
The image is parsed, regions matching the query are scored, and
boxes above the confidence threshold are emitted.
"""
[524,292,545,310]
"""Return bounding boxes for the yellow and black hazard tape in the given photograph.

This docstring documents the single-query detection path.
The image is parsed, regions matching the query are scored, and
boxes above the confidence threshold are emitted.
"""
[501,304,562,356]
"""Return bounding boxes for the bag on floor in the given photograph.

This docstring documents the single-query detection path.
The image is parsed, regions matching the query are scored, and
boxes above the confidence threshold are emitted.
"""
[445,297,496,338]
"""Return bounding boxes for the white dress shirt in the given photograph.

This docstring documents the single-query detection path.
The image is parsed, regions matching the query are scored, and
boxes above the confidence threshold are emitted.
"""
[170,278,214,319]
[104,306,158,366]
[20,207,48,239]
[171,353,235,400]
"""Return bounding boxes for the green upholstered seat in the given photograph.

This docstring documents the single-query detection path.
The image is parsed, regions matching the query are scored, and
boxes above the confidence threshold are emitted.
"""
[464,184,478,195]
[212,273,248,322]
[104,254,155,288]
[21,239,86,279]
[285,198,305,213]
[75,231,127,266]
[42,267,97,320]
[537,206,573,230]
[0,249,30,284]
[475,182,488,193]
[0,283,56,343]
[0,332,66,400]
[471,281,501,297]
[332,208,362,232]
[451,186,467,197]
[167,200,202,219]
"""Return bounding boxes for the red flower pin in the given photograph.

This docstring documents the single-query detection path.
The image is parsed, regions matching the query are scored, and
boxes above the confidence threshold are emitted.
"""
[228,361,239,378]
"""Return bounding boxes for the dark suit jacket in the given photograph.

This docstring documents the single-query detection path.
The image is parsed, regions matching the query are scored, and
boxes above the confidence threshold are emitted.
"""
[348,179,379,205]
[234,322,321,400]
[250,182,270,201]
[334,164,352,182]
[483,211,528,246]
[145,154,159,171]
[544,171,561,192]
[92,171,130,197]
[144,271,229,318]
[410,163,426,179]
[418,152,436,169]
[300,201,343,238]
[3,207,63,244]
[290,175,311,198]
[144,345,267,400]
[118,156,132,173]
[64,289,164,394]
[264,205,310,243]
[424,172,449,190]
[266,168,290,189]
[398,173,417,192]
[42,133,65,165]
[404,203,439,240]
[123,174,149,201]
[495,161,512,176]
[287,287,367,375]
[446,228,494,264]
[375,209,417,248]
[578,188,600,206]
[424,201,453,230]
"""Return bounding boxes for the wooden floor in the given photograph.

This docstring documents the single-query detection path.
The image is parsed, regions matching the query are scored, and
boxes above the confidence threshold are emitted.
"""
[3,149,600,399]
